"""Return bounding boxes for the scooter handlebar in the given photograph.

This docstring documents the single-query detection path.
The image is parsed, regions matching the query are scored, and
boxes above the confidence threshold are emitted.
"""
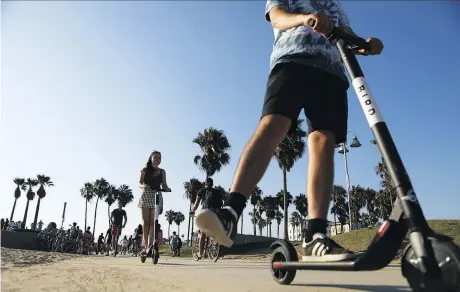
[307,19,370,52]
[150,188,171,192]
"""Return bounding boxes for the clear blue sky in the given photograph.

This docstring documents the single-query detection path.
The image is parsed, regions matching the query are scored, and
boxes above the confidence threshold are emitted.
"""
[1,1,459,238]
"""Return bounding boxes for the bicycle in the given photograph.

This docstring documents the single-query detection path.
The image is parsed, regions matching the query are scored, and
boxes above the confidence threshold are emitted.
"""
[190,212,220,262]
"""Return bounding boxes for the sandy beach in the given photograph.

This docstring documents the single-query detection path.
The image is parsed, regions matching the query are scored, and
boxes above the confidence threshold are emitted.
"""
[1,248,410,292]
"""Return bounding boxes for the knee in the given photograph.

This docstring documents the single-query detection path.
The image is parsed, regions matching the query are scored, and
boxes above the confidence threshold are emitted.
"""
[256,115,291,143]
[308,130,336,153]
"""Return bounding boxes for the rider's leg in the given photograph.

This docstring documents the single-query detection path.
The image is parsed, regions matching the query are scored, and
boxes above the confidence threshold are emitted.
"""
[111,228,117,251]
[300,68,355,262]
[195,63,303,247]
[147,208,156,248]
[198,232,207,257]
[141,208,151,252]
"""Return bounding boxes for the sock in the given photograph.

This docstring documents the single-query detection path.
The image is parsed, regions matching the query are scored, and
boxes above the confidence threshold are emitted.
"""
[224,192,248,220]
[306,219,328,242]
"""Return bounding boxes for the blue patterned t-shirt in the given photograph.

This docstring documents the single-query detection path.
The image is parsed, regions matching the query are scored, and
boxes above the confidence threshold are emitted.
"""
[265,0,351,82]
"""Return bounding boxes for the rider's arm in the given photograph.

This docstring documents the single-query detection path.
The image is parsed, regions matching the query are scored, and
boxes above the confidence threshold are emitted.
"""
[138,170,148,189]
[266,1,310,30]
[161,169,169,189]
[335,1,368,56]
[192,189,204,211]
[123,211,127,227]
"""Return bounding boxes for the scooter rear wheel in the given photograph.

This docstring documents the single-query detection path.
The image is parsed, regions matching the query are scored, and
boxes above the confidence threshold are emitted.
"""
[402,238,460,292]
[271,246,297,285]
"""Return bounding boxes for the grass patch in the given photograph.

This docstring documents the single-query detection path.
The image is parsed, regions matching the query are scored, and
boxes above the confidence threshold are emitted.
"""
[159,245,193,257]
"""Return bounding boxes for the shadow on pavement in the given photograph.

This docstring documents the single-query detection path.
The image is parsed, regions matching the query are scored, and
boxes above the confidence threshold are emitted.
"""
[292,283,410,291]
[157,262,188,266]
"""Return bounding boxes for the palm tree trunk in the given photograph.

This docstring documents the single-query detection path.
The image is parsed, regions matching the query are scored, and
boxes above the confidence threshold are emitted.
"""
[177,224,180,235]
[168,224,171,243]
[333,209,338,235]
[277,223,280,238]
[108,204,111,225]
[84,199,88,231]
[191,218,195,246]
[10,198,18,221]
[240,212,243,234]
[283,167,289,240]
[93,197,99,237]
[22,200,30,229]
[32,197,42,230]
[187,202,192,244]
[253,206,257,236]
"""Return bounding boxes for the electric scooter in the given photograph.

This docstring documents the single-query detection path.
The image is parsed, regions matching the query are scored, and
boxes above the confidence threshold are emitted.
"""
[140,188,170,265]
[269,20,460,292]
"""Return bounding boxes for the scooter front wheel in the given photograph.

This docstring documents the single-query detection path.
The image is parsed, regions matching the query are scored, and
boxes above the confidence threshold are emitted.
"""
[152,249,159,265]
[271,246,297,285]
[402,237,460,292]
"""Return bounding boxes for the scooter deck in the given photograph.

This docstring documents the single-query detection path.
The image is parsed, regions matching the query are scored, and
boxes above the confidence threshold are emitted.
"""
[273,252,368,271]
[273,260,357,271]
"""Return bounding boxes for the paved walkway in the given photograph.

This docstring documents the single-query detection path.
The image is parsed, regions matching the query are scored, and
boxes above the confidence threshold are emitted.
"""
[2,252,411,292]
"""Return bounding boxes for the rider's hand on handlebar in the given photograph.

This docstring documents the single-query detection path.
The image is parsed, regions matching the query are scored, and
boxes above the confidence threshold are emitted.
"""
[359,37,384,56]
[303,13,333,38]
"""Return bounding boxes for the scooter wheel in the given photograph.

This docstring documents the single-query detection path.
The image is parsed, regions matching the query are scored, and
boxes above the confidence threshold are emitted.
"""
[271,246,297,285]
[402,237,460,292]
[140,255,146,263]
[152,250,159,265]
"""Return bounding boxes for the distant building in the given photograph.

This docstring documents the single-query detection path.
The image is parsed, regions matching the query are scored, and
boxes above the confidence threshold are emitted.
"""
[288,221,361,241]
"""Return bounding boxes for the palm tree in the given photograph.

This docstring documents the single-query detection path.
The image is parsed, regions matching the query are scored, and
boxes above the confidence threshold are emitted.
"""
[183,178,204,245]
[290,211,302,241]
[274,119,307,240]
[375,159,397,212]
[331,185,348,234]
[105,185,118,225]
[257,218,267,236]
[250,186,263,236]
[274,209,284,238]
[92,178,109,236]
[331,185,344,234]
[294,193,307,233]
[275,190,293,212]
[174,211,185,234]
[11,178,27,221]
[193,127,231,179]
[165,210,175,242]
[33,175,54,229]
[117,184,134,206]
[349,185,367,229]
[80,182,94,231]
[249,211,260,236]
[262,196,277,237]
[22,178,39,228]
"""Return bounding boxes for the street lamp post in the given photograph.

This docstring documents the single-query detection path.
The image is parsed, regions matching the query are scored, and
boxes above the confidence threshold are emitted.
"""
[337,131,361,231]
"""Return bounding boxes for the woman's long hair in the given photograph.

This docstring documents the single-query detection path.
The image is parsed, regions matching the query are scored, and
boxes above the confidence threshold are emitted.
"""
[144,151,161,170]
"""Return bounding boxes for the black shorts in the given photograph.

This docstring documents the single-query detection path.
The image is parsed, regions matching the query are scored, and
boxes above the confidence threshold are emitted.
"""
[262,62,349,143]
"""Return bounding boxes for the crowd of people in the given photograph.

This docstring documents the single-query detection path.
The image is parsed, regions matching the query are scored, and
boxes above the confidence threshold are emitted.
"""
[0,218,45,231]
